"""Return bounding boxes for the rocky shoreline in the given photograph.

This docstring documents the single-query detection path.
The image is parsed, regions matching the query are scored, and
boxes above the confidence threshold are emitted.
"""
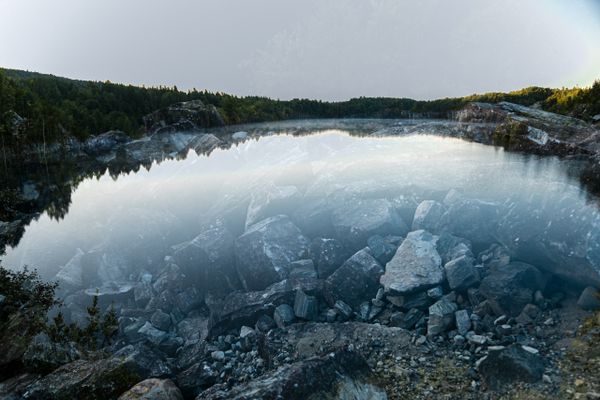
[1,102,600,399]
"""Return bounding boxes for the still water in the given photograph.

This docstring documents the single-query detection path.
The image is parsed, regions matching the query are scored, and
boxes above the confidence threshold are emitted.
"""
[2,128,599,296]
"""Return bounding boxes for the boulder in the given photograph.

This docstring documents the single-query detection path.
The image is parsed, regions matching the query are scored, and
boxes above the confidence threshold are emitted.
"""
[310,237,348,278]
[380,230,443,295]
[325,249,384,308]
[331,198,408,249]
[427,298,458,335]
[118,379,183,400]
[478,345,545,390]
[196,351,383,400]
[235,215,310,291]
[412,200,445,232]
[444,255,480,292]
[479,262,546,316]
[171,224,239,297]
[577,286,600,310]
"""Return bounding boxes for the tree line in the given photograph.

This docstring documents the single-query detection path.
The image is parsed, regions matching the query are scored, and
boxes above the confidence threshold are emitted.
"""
[1,68,598,148]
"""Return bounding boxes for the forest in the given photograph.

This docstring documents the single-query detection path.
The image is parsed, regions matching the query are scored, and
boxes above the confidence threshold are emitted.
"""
[1,68,599,148]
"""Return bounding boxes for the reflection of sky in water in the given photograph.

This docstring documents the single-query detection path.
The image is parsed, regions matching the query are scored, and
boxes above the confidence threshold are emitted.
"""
[2,131,597,281]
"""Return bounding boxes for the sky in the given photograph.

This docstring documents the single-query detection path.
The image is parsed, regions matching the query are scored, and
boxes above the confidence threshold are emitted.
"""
[1,0,599,101]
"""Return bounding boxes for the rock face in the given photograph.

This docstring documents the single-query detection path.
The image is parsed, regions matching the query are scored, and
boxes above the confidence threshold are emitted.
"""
[171,224,239,297]
[380,230,443,295]
[143,100,224,134]
[21,356,143,400]
[479,262,546,316]
[234,215,310,291]
[118,379,183,400]
[325,249,384,308]
[196,351,381,400]
[331,198,408,249]
[478,345,545,390]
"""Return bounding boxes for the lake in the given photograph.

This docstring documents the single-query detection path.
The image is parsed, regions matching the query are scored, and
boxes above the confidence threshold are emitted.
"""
[2,122,600,321]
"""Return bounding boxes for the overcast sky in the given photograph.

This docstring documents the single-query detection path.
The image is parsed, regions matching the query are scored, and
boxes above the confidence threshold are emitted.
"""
[1,0,599,100]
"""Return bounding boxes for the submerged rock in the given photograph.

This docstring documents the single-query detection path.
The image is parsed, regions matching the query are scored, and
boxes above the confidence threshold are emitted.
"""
[325,248,383,308]
[171,224,239,297]
[235,215,310,291]
[331,198,408,249]
[245,185,301,229]
[380,230,443,295]
[412,200,445,232]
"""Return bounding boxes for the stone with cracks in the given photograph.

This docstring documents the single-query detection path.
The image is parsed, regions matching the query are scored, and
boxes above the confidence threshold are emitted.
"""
[380,230,444,295]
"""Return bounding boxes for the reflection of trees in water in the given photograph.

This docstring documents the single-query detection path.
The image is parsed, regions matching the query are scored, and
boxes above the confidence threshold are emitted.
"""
[1,125,600,254]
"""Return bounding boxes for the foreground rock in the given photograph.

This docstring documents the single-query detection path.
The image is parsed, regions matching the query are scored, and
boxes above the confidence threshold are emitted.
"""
[325,249,383,308]
[118,379,183,400]
[22,357,142,400]
[478,345,545,390]
[479,262,546,316]
[234,215,310,291]
[380,230,443,295]
[196,351,384,400]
